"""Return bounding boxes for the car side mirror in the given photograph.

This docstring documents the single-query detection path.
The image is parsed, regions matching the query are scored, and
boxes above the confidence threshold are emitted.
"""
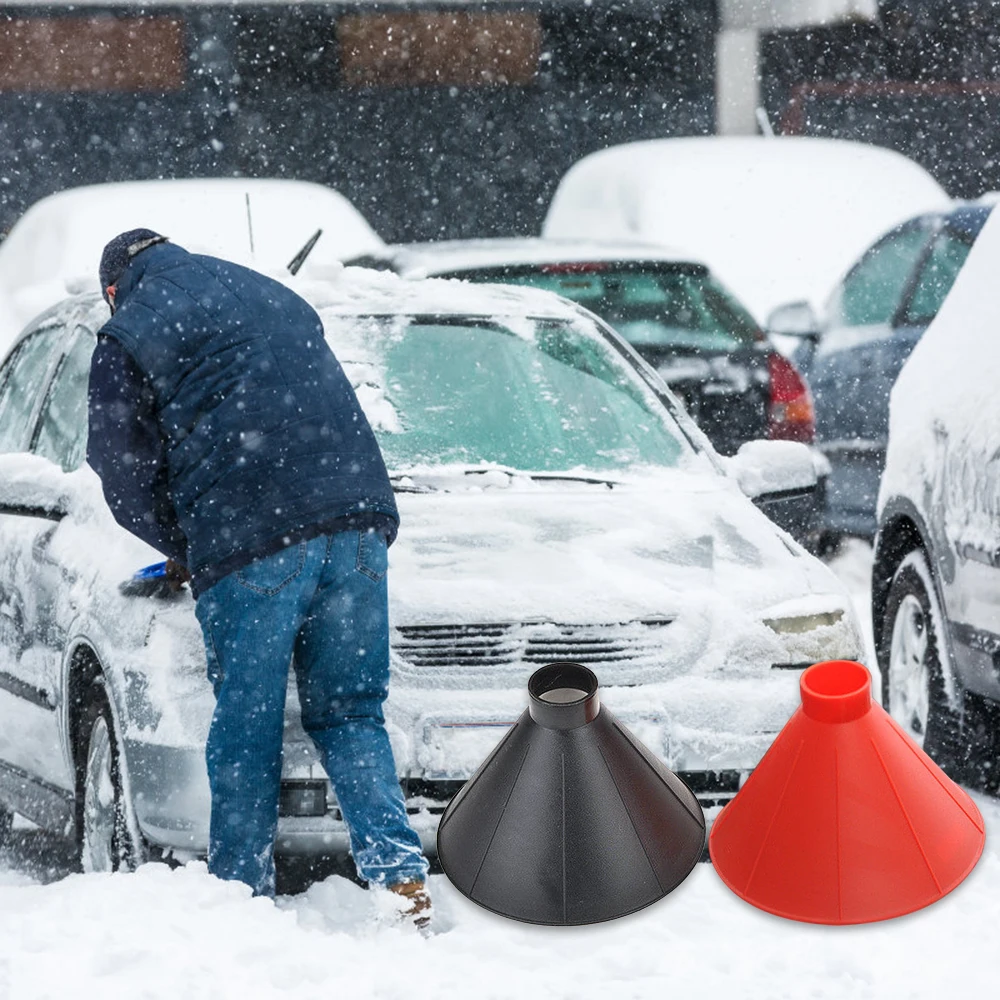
[0,453,75,519]
[767,300,821,340]
[726,440,818,503]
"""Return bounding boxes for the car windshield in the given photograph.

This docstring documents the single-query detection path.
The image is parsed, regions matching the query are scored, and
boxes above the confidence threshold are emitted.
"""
[320,312,691,474]
[440,264,763,352]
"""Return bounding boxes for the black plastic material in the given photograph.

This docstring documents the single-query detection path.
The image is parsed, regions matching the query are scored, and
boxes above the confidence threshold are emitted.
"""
[436,662,707,925]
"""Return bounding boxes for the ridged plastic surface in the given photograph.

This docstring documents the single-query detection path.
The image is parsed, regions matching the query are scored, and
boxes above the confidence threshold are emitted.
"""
[709,660,986,924]
[437,662,706,925]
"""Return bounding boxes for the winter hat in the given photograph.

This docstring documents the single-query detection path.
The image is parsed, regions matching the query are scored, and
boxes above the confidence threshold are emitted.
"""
[99,228,168,301]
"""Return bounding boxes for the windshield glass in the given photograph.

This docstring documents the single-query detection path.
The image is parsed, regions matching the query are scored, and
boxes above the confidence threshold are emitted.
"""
[320,312,690,473]
[444,264,763,352]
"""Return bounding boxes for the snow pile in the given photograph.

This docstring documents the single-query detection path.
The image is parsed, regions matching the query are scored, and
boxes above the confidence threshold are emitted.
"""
[0,178,384,352]
[880,205,1000,553]
[3,790,1000,999]
[542,136,950,321]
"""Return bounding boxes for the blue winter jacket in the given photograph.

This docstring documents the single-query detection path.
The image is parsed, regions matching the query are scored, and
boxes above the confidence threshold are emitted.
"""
[87,241,398,595]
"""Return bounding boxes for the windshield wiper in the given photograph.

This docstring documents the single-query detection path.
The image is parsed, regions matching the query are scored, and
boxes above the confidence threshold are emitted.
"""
[388,473,435,494]
[462,467,619,489]
[528,473,619,488]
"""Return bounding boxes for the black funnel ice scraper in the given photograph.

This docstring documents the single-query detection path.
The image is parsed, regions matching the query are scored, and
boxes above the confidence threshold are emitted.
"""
[436,662,706,924]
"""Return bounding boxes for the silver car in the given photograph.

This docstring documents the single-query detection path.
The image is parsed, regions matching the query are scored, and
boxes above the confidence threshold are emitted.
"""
[0,272,862,872]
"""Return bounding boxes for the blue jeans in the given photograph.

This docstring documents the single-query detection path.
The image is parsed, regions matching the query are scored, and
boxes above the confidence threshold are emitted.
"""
[194,529,428,896]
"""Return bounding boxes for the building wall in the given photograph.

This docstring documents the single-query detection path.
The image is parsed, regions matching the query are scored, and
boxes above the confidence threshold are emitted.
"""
[0,2,717,240]
[761,2,1000,198]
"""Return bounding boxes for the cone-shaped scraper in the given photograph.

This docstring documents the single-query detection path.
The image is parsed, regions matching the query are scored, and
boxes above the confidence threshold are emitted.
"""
[710,659,985,924]
[436,661,706,924]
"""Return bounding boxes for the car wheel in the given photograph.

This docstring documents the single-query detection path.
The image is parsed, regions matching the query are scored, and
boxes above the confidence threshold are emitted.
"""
[0,803,13,847]
[880,549,966,773]
[815,530,843,559]
[77,679,146,873]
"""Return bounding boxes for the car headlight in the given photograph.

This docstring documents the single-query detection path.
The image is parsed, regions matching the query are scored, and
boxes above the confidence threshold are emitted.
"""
[763,610,844,634]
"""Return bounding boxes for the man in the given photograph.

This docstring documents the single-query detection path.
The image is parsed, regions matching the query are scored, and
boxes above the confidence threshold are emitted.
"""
[86,229,430,923]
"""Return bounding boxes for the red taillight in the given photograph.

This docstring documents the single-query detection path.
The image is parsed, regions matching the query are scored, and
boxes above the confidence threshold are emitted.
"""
[768,351,815,443]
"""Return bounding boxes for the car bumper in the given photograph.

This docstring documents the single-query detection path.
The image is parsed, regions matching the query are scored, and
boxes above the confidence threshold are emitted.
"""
[124,669,823,856]
[819,442,885,539]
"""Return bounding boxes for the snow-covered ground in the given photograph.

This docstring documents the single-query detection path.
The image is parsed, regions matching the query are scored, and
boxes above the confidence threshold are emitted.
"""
[1,541,994,1000]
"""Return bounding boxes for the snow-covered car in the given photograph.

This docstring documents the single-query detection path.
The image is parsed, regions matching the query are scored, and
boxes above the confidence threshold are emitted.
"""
[0,270,862,871]
[875,205,1000,785]
[0,178,384,354]
[787,201,991,545]
[542,136,950,323]
[347,236,827,549]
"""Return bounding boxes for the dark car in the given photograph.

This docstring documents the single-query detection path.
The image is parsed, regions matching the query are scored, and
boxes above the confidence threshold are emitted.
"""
[775,201,993,546]
[347,238,824,545]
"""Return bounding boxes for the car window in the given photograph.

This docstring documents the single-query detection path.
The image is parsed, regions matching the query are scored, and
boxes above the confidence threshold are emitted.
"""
[827,226,933,329]
[900,231,973,327]
[445,265,763,352]
[0,325,62,454]
[33,328,96,471]
[322,313,690,473]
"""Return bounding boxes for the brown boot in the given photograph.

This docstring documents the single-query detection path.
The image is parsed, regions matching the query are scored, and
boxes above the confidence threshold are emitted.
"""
[386,879,432,931]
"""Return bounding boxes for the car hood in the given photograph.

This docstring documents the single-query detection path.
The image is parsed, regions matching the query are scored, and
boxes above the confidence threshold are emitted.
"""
[387,469,856,678]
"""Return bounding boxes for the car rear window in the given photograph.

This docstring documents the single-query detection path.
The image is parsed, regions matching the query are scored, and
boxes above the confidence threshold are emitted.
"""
[440,264,763,352]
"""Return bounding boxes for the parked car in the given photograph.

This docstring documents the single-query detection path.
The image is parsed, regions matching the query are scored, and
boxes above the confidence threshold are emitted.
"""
[542,136,949,323]
[0,178,384,353]
[0,269,862,871]
[777,201,992,544]
[874,205,1000,788]
[346,237,825,545]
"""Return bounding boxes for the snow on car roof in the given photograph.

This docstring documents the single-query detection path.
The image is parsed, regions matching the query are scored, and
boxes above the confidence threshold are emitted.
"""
[354,237,704,275]
[542,136,951,321]
[1,268,584,372]
[294,264,586,322]
[0,178,383,352]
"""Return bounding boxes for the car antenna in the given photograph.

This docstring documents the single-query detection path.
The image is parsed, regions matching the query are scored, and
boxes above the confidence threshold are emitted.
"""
[245,192,256,259]
[756,106,775,137]
[288,229,323,275]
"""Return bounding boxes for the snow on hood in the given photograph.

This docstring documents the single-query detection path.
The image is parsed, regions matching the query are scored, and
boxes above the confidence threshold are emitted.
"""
[542,136,950,321]
[388,468,856,672]
[881,205,1000,553]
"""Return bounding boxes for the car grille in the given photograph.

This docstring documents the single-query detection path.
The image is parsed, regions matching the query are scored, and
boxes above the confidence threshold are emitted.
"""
[393,619,673,670]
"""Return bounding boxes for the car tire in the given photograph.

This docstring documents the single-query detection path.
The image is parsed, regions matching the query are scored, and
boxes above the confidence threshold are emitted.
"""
[879,549,969,776]
[0,803,13,847]
[76,679,147,873]
[815,530,843,559]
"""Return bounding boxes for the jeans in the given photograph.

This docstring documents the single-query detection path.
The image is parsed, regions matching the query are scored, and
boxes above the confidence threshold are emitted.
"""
[194,529,428,896]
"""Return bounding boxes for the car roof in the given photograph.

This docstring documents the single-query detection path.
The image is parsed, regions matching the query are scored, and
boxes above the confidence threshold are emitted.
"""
[3,269,589,366]
[543,136,951,320]
[296,265,589,322]
[348,237,706,276]
[0,178,384,340]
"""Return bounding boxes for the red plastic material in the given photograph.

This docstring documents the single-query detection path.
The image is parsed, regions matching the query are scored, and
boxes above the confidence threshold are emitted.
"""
[709,660,985,924]
[767,351,815,443]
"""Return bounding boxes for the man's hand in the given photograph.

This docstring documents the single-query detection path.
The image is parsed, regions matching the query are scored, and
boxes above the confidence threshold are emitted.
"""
[165,559,192,592]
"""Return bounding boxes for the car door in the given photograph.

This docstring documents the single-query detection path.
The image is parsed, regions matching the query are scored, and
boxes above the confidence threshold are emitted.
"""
[802,221,937,536]
[0,321,71,793]
[898,222,998,646]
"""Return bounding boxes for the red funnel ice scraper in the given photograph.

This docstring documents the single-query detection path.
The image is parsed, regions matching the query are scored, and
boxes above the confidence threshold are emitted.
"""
[709,659,985,924]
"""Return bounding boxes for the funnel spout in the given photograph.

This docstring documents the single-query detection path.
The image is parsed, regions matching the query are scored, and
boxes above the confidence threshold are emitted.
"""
[799,659,872,723]
[528,661,600,729]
